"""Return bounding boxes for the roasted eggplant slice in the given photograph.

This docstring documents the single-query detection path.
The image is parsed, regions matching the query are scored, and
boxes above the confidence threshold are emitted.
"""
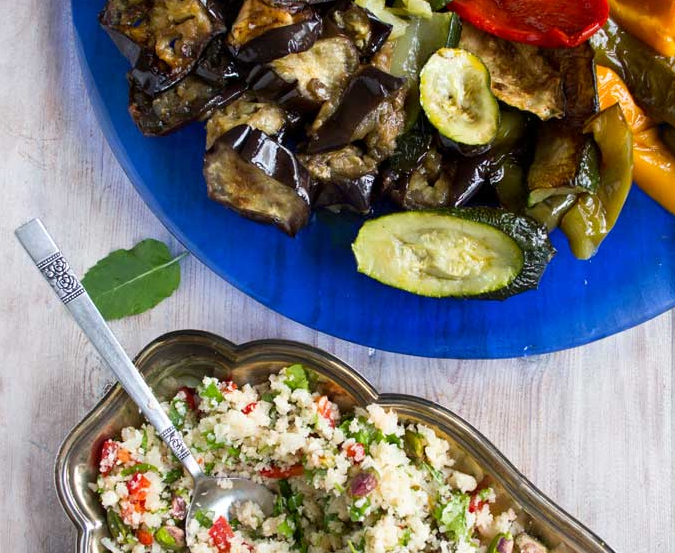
[100,0,226,94]
[246,36,360,114]
[458,21,564,121]
[387,147,456,209]
[128,33,244,135]
[204,125,314,235]
[269,37,361,103]
[205,95,294,148]
[323,1,392,58]
[227,0,322,64]
[547,42,599,127]
[527,122,600,206]
[300,146,378,212]
[130,78,245,136]
[383,119,454,209]
[193,34,240,85]
[307,66,405,154]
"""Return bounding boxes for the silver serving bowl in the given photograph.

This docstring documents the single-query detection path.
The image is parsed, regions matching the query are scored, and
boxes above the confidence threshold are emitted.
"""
[56,330,614,553]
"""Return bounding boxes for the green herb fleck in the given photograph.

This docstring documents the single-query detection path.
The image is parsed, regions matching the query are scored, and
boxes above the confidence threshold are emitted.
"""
[284,365,309,391]
[195,510,214,528]
[163,468,183,484]
[277,518,295,539]
[201,382,224,402]
[120,463,159,477]
[349,498,370,522]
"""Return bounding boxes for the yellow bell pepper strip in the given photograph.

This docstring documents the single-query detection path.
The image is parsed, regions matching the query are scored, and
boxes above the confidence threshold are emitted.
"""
[560,104,633,260]
[609,0,675,57]
[596,65,675,215]
[632,129,675,215]
[596,65,652,132]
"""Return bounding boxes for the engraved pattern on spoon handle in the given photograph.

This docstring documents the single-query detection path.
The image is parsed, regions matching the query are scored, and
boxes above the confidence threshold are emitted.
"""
[15,218,203,479]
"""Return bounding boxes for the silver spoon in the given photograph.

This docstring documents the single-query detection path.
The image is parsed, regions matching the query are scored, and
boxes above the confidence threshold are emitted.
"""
[16,218,275,548]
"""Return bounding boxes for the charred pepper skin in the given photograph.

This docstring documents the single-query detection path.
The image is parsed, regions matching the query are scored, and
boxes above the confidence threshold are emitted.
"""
[591,18,675,127]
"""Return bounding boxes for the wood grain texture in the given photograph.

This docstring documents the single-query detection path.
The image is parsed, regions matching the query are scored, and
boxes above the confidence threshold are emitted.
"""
[0,2,673,552]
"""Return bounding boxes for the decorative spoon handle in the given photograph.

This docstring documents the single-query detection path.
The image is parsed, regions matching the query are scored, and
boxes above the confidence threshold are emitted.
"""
[15,218,204,481]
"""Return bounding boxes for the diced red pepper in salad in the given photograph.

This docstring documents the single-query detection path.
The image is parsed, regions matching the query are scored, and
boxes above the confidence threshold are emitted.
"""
[260,464,305,479]
[99,439,119,475]
[447,0,609,48]
[127,472,151,497]
[345,442,366,463]
[221,380,238,393]
[136,528,154,546]
[242,402,257,414]
[209,515,235,552]
[468,493,486,513]
[99,439,132,475]
[316,395,336,427]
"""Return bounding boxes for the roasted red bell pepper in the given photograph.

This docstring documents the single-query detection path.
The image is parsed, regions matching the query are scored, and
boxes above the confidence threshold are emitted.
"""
[209,516,235,552]
[447,0,609,48]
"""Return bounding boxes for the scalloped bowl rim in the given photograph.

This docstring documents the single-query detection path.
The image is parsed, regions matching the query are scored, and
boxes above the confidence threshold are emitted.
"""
[55,330,615,552]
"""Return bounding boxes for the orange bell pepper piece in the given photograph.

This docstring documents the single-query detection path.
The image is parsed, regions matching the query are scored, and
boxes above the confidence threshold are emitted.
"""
[609,0,675,57]
[632,129,675,215]
[596,65,675,214]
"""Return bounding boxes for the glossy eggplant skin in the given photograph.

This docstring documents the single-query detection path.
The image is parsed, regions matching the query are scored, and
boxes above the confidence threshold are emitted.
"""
[227,2,323,64]
[99,0,226,95]
[250,36,361,116]
[300,146,379,212]
[194,34,241,85]
[307,66,405,154]
[449,110,530,208]
[315,174,377,212]
[130,79,245,136]
[204,124,315,235]
[128,34,244,135]
[550,42,598,128]
[591,18,675,127]
[322,1,392,59]
[246,65,322,114]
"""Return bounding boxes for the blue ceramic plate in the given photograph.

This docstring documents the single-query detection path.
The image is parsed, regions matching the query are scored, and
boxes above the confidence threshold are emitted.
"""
[72,1,675,358]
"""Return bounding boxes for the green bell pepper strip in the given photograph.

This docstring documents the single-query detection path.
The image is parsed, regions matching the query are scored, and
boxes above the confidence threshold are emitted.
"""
[561,104,633,259]
[525,195,577,232]
[590,18,675,127]
[120,463,159,477]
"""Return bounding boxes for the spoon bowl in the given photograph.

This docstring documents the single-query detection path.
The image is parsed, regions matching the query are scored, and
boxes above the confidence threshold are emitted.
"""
[15,218,275,549]
[187,477,275,544]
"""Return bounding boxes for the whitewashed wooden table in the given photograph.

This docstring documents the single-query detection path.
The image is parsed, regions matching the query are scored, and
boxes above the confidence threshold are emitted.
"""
[0,2,673,552]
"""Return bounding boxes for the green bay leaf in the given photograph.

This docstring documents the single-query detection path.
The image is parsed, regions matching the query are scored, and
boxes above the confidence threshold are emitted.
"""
[81,239,187,320]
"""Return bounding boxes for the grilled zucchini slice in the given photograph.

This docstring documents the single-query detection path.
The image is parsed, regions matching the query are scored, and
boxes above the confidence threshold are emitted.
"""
[419,48,500,148]
[352,209,555,299]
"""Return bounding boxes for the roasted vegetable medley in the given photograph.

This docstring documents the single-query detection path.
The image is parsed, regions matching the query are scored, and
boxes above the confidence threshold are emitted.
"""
[99,0,675,299]
[94,365,559,553]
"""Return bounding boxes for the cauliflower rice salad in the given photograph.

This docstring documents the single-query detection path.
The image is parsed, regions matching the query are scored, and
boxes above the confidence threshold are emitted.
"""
[94,365,552,553]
